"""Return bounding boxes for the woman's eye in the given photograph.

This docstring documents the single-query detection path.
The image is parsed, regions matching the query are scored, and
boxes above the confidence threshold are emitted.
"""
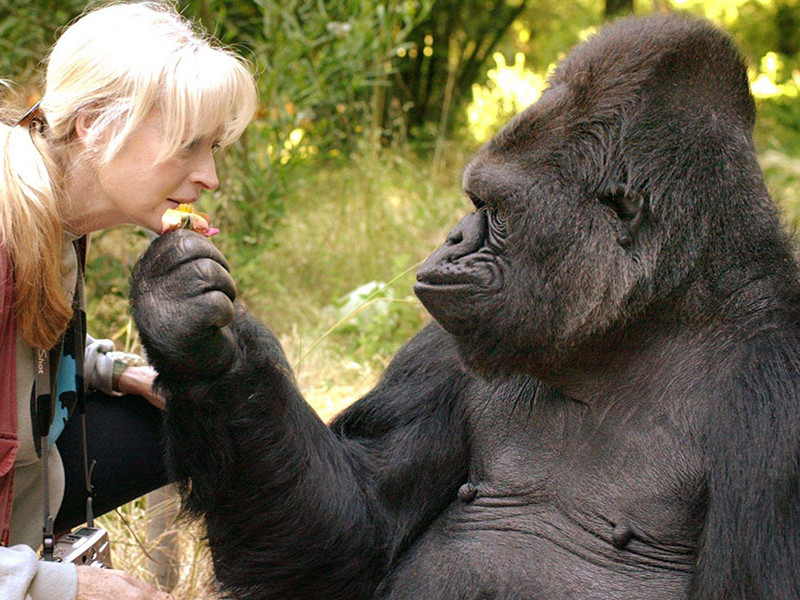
[179,138,219,156]
[178,140,199,156]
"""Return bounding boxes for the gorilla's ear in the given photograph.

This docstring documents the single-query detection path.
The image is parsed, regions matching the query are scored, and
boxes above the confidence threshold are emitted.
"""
[599,187,646,249]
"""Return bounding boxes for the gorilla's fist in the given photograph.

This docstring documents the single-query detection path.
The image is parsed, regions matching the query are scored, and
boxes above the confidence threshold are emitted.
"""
[130,230,238,378]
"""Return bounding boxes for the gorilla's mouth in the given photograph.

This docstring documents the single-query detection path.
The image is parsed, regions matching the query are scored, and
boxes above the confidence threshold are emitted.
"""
[413,281,474,308]
[414,271,478,287]
[413,272,489,306]
[416,257,479,284]
[416,252,503,286]
[414,263,499,315]
[413,280,480,337]
[415,260,503,292]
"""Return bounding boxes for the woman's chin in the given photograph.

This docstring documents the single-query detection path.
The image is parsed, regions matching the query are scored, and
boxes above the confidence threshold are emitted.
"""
[137,214,164,236]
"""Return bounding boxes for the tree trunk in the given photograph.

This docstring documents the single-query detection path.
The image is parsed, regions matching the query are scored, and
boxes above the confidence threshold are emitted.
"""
[605,0,633,18]
[395,0,528,138]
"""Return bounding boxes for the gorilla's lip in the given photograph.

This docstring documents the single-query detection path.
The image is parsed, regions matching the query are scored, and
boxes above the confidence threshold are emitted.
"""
[413,280,474,292]
[415,267,502,293]
[414,268,482,287]
[413,281,478,303]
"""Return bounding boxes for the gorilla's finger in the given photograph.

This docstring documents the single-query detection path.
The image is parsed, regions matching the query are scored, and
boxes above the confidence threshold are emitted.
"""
[207,326,238,363]
[172,231,230,272]
[168,288,234,330]
[139,229,230,279]
[186,258,238,301]
[197,290,236,329]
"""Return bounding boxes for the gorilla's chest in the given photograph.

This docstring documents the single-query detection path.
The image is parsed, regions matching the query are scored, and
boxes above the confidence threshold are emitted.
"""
[378,495,696,600]
[377,385,704,600]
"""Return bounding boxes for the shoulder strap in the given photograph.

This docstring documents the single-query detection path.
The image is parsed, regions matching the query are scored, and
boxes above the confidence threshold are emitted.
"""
[35,236,88,559]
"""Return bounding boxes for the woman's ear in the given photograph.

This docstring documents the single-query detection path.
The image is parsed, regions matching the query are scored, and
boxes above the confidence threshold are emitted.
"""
[74,111,94,140]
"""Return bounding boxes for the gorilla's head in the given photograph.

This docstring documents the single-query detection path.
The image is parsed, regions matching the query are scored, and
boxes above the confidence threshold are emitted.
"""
[415,15,784,379]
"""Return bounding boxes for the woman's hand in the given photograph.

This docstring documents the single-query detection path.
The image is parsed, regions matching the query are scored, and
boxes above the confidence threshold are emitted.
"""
[76,566,173,600]
[116,365,166,410]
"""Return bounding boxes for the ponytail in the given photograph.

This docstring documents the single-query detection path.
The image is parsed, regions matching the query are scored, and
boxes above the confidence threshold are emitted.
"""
[0,121,71,349]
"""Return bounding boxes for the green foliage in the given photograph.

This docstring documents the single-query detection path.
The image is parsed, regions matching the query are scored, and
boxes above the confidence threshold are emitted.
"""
[256,0,431,145]
[205,129,288,251]
[0,0,85,83]
[322,281,424,366]
[512,0,601,71]
[185,0,432,148]
[84,227,152,346]
[228,147,465,307]
[390,0,530,140]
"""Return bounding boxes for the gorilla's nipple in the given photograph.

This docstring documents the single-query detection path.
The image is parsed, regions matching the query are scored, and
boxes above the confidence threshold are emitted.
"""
[611,522,635,550]
[458,482,478,503]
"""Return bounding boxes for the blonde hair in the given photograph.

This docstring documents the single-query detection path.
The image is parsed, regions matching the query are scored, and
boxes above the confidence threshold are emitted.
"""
[0,1,257,349]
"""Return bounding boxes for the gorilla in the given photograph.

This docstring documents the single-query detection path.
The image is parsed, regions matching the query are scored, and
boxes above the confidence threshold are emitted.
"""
[131,14,800,600]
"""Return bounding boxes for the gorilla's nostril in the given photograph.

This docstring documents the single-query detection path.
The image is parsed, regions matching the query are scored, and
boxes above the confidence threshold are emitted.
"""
[446,230,464,245]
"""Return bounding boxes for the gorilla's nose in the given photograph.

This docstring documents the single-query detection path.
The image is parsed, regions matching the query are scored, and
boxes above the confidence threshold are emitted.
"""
[416,210,488,287]
[443,209,488,260]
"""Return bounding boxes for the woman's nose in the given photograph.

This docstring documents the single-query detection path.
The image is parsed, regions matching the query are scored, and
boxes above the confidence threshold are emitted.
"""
[192,149,219,190]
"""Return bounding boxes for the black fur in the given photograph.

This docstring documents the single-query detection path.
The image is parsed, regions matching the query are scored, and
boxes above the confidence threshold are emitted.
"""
[131,14,800,600]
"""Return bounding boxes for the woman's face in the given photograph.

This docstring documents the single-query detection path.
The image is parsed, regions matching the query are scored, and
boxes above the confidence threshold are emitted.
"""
[75,110,220,234]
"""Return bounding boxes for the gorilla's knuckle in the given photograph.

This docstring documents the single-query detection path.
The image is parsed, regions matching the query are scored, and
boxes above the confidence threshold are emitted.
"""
[192,257,228,281]
[204,290,235,324]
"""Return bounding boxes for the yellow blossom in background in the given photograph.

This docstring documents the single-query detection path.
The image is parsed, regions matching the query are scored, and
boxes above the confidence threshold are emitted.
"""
[511,20,530,44]
[467,52,548,143]
[289,128,305,146]
[577,26,597,42]
[750,52,800,99]
[671,0,751,25]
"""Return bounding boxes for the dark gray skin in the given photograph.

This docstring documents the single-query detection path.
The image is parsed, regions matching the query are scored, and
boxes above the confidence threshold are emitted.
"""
[131,15,800,600]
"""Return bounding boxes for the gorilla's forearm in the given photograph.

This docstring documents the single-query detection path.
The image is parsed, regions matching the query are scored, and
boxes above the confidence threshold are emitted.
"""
[155,313,470,600]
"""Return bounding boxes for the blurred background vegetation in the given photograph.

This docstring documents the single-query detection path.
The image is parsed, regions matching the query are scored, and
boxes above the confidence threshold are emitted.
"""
[3,0,800,596]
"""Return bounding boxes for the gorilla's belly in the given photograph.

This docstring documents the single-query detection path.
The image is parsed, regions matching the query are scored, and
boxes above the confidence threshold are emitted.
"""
[375,499,693,600]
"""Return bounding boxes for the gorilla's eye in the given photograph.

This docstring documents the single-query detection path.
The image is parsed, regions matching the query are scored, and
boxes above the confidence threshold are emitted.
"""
[468,191,486,210]
[597,187,646,248]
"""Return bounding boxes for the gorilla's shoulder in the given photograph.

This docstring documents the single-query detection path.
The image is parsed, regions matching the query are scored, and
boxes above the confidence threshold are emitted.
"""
[330,322,470,438]
[381,321,467,383]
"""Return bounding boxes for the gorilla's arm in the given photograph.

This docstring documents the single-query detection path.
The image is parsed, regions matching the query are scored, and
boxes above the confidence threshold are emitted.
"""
[691,331,800,599]
[130,231,470,600]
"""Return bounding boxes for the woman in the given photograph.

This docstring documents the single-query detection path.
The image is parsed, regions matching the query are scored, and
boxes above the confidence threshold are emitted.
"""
[0,2,257,599]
